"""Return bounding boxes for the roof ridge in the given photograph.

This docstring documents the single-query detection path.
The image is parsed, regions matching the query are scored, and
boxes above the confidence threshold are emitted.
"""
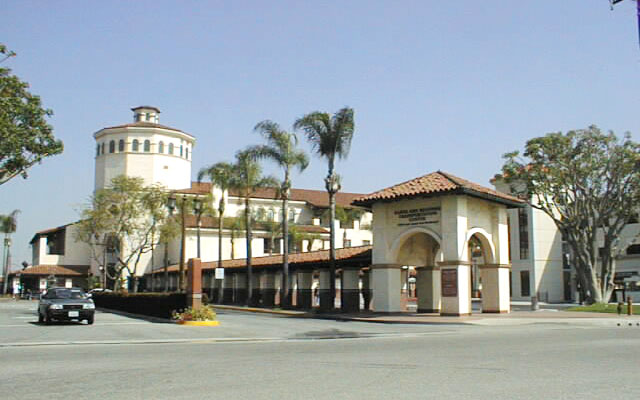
[436,170,463,188]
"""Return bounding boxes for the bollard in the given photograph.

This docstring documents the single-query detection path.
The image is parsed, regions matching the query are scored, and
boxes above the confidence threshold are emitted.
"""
[627,296,633,316]
[617,302,623,315]
[531,296,539,311]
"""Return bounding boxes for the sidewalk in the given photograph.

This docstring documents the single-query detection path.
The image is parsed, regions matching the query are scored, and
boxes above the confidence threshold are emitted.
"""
[211,304,640,326]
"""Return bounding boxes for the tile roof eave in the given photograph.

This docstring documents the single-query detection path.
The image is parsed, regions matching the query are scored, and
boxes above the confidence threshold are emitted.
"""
[353,187,524,208]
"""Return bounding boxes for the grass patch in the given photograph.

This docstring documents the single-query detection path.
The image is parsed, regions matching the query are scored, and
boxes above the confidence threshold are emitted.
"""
[566,303,640,315]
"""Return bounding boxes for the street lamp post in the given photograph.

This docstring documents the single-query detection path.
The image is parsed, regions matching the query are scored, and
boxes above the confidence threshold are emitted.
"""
[193,196,203,259]
[166,196,176,292]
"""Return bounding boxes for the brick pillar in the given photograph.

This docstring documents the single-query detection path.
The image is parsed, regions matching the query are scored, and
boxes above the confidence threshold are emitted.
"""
[261,271,276,307]
[341,268,360,313]
[318,269,333,311]
[187,258,202,309]
[222,272,234,304]
[296,270,313,310]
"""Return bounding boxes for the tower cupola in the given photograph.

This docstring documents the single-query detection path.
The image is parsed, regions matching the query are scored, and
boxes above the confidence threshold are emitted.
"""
[132,106,160,123]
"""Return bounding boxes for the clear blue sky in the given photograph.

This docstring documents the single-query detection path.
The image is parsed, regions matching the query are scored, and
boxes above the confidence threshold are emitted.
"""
[2,1,639,269]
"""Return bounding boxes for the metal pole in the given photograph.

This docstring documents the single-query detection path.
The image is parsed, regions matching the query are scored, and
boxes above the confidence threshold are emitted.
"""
[179,196,186,292]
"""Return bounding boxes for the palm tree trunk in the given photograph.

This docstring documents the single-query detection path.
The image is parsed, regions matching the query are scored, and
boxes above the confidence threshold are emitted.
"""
[329,191,336,310]
[163,240,169,292]
[282,194,290,308]
[216,201,224,302]
[245,194,252,306]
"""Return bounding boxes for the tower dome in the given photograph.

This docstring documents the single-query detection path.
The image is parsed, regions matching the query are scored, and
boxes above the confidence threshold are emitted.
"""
[93,107,195,191]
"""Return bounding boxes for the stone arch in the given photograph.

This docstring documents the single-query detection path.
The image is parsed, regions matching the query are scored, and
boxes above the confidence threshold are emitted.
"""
[464,227,496,265]
[390,227,442,267]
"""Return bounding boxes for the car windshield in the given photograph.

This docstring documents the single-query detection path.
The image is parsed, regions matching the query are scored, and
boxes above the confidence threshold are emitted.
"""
[45,289,86,299]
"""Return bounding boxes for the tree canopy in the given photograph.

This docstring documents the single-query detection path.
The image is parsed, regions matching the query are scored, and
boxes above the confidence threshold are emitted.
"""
[75,175,175,292]
[0,44,63,186]
[501,126,640,304]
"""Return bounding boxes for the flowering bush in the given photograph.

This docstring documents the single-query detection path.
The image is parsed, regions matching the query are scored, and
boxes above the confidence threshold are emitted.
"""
[172,305,217,321]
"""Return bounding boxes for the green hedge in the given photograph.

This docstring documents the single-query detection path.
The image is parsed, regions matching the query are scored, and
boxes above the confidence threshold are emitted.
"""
[92,292,187,319]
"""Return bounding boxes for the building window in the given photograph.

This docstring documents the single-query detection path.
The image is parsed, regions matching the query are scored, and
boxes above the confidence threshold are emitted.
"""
[118,139,125,152]
[363,240,371,246]
[520,270,530,297]
[101,143,105,155]
[518,208,529,260]
[627,244,640,255]
[109,140,115,153]
[96,144,100,156]
[344,239,352,247]
[185,147,189,159]
[144,140,150,152]
[145,113,151,121]
[158,141,164,153]
[180,145,183,157]
[168,143,174,155]
[132,139,139,152]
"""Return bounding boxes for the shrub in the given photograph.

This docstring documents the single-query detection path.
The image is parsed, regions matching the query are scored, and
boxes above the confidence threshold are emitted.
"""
[172,305,217,321]
[92,292,187,319]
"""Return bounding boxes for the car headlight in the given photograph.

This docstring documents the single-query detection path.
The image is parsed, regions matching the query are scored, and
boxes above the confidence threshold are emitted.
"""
[50,304,63,310]
[83,303,95,310]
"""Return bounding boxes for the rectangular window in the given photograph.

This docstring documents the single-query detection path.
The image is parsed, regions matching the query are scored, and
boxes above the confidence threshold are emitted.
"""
[363,240,371,246]
[518,208,529,260]
[520,270,530,297]
[344,239,352,248]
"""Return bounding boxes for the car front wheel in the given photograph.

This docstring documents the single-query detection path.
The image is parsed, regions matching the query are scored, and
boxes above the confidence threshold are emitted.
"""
[38,312,44,323]
[86,316,94,325]
[44,313,52,325]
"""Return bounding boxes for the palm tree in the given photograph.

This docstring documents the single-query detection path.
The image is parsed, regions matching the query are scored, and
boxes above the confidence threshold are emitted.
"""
[294,107,354,310]
[232,149,278,306]
[198,162,236,286]
[1,210,20,295]
[248,120,309,308]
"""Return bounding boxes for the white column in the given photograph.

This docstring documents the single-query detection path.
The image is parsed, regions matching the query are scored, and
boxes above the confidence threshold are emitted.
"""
[371,264,402,312]
[480,265,511,313]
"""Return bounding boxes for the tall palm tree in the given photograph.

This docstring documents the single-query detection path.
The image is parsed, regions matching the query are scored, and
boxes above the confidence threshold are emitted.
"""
[198,162,236,291]
[248,120,309,308]
[294,107,354,310]
[233,149,278,306]
[1,210,20,295]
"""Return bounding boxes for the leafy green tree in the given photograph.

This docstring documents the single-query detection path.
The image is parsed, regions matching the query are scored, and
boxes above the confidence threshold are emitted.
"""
[501,126,640,304]
[248,120,309,307]
[75,176,173,292]
[1,209,19,294]
[294,107,355,308]
[232,149,278,306]
[198,162,237,275]
[0,44,63,186]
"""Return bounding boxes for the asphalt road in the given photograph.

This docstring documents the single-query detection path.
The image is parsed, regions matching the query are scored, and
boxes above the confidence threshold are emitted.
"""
[1,300,639,400]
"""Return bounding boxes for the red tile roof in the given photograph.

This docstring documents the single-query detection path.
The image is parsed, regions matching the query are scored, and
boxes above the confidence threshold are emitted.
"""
[228,187,365,209]
[173,182,212,195]
[182,214,329,234]
[352,171,524,207]
[154,245,372,273]
[15,265,89,277]
[30,223,73,244]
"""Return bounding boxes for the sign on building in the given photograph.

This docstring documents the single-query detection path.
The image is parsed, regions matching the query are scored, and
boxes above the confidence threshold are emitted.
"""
[215,268,225,280]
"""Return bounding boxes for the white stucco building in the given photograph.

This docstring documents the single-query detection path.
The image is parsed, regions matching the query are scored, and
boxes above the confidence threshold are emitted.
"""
[24,107,372,292]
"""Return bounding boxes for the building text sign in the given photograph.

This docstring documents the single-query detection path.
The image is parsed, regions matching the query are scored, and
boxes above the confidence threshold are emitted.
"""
[441,269,458,297]
[393,207,440,227]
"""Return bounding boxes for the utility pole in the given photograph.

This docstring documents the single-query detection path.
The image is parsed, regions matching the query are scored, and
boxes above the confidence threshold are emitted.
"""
[179,196,186,292]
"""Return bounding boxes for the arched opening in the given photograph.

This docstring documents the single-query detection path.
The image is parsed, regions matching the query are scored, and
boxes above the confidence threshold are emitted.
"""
[144,140,151,152]
[132,139,139,152]
[109,140,115,153]
[168,143,174,155]
[158,141,164,153]
[392,230,441,312]
[118,139,125,152]
[465,230,494,301]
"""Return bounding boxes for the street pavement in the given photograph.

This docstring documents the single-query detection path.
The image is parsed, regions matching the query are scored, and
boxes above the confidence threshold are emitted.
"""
[1,300,639,399]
